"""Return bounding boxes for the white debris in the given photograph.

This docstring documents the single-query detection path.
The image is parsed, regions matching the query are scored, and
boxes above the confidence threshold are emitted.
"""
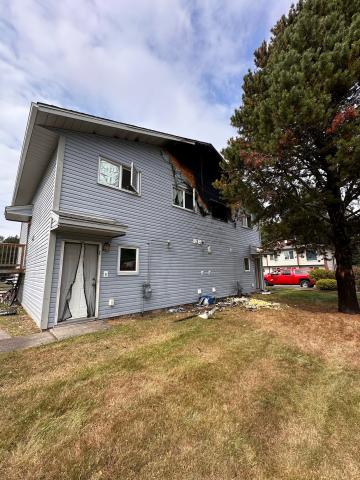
[198,306,218,319]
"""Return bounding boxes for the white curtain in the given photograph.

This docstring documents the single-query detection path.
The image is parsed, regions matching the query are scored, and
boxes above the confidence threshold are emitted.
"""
[58,243,82,322]
[83,244,98,317]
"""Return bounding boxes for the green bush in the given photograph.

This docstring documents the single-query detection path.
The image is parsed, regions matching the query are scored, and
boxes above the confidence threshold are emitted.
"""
[353,266,360,290]
[309,268,335,282]
[316,279,337,290]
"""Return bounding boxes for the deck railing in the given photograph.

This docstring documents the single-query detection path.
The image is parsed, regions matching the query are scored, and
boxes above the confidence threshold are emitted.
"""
[0,243,26,272]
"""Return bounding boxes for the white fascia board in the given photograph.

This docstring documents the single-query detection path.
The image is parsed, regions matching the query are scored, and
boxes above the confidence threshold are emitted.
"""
[11,103,39,206]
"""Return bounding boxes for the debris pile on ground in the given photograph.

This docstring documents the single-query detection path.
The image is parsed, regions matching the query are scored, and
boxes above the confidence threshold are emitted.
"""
[168,307,186,313]
[234,297,284,310]
[168,294,286,320]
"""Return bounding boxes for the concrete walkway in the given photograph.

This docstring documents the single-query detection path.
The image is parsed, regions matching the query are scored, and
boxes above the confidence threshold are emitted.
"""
[0,320,109,354]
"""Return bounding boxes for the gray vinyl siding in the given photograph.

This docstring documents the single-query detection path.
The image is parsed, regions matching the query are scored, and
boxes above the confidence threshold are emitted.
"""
[47,131,260,327]
[21,151,56,326]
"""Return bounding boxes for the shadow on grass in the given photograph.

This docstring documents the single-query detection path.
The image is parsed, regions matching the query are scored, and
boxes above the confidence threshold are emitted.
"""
[255,288,344,313]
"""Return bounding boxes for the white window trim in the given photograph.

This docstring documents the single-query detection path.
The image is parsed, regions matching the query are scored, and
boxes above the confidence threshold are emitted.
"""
[117,246,139,275]
[241,214,252,229]
[244,257,251,272]
[172,185,195,212]
[98,156,141,196]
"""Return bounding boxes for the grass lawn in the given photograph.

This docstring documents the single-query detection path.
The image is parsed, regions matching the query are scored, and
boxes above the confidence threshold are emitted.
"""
[255,287,357,312]
[1,294,360,479]
[0,307,40,337]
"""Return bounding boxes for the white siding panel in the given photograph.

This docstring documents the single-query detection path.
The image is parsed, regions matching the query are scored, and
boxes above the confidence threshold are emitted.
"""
[47,132,260,327]
[21,151,56,326]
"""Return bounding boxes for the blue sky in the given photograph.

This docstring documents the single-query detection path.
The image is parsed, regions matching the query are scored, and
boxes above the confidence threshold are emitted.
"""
[0,0,293,236]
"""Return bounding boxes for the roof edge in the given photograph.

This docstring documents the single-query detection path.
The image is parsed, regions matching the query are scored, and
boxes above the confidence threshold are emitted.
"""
[36,103,200,146]
[11,103,39,206]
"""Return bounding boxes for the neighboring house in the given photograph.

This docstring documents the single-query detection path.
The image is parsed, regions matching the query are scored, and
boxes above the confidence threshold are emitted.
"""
[5,103,262,330]
[262,243,336,274]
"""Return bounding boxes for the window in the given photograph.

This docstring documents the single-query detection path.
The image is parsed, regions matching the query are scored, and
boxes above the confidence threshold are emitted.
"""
[306,249,317,261]
[99,158,140,194]
[241,214,252,228]
[173,186,194,211]
[270,253,278,261]
[284,250,294,260]
[118,247,139,275]
[244,257,250,271]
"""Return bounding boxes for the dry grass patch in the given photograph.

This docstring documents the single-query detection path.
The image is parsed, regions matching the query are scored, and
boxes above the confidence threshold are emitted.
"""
[1,306,360,479]
[0,307,40,337]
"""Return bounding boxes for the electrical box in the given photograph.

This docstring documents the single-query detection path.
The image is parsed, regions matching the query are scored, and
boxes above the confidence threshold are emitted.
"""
[108,298,114,306]
[212,287,216,293]
[143,283,152,299]
[197,288,202,294]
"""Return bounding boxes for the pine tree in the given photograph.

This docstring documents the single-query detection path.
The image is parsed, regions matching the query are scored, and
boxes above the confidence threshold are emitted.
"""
[218,0,360,313]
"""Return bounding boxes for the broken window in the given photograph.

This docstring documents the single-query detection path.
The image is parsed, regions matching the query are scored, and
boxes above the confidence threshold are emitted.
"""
[244,257,250,272]
[99,158,120,188]
[118,247,139,275]
[98,157,140,194]
[210,201,229,222]
[173,186,194,211]
[121,166,132,190]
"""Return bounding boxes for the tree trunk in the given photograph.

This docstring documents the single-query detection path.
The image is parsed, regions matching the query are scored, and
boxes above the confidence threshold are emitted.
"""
[334,242,359,314]
[328,203,359,314]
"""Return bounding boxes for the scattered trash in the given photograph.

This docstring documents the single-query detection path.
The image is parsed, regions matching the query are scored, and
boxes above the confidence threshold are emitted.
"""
[0,307,17,316]
[198,306,218,319]
[168,294,286,320]
[261,290,272,295]
[168,306,185,313]
[198,295,215,306]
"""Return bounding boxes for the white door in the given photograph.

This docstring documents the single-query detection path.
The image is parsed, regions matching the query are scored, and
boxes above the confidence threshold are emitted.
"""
[58,242,99,322]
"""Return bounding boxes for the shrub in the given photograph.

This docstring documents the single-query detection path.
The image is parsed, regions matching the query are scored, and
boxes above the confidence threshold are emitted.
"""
[316,279,337,290]
[309,268,335,282]
[353,266,360,290]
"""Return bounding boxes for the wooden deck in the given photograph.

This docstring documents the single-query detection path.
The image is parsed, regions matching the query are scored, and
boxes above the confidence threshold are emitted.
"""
[0,243,26,274]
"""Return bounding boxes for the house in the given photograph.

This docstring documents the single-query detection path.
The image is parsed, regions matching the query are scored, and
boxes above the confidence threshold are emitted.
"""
[4,103,262,330]
[262,242,335,274]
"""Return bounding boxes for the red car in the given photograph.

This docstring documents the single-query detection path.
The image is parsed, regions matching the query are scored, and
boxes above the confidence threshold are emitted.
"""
[264,269,315,288]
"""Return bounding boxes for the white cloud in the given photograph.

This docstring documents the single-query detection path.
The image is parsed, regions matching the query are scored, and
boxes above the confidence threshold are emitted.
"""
[0,0,293,236]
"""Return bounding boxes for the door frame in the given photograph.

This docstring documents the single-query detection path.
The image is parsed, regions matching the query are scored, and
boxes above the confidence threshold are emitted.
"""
[54,239,102,326]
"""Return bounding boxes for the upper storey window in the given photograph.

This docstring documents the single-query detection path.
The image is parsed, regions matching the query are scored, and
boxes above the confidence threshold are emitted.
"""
[173,186,194,211]
[98,157,140,194]
[241,214,252,228]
